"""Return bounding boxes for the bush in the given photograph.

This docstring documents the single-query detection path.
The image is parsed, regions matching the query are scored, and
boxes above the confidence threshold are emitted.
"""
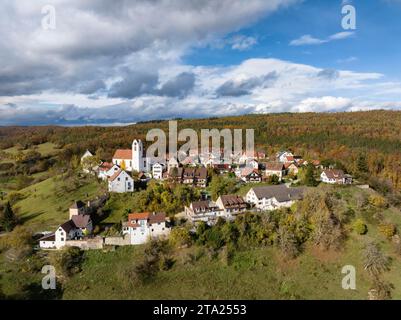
[169,227,192,248]
[51,246,85,278]
[378,223,396,240]
[368,195,388,208]
[353,219,368,235]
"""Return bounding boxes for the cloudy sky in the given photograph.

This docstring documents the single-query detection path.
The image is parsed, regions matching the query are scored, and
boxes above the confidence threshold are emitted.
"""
[1,0,401,125]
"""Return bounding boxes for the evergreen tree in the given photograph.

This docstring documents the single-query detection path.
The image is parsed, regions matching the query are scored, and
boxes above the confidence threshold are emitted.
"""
[302,165,316,186]
[0,202,17,232]
[357,153,369,174]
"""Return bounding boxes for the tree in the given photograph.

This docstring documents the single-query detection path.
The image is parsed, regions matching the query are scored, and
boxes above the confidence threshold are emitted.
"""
[267,174,280,185]
[51,246,85,278]
[0,202,17,232]
[277,225,300,259]
[356,153,369,175]
[363,242,390,278]
[120,159,126,171]
[169,227,192,248]
[2,226,33,260]
[302,164,317,186]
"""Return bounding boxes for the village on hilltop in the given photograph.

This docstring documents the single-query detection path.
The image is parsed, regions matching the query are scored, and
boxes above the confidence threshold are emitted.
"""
[38,139,353,250]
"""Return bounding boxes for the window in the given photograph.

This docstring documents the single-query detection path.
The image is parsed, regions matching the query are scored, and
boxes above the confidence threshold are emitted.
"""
[61,238,64,241]
[118,177,120,181]
[151,229,154,232]
[126,177,128,181]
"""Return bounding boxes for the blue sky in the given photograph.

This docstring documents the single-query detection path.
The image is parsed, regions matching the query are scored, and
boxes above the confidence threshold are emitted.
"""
[1,0,401,125]
[186,0,401,75]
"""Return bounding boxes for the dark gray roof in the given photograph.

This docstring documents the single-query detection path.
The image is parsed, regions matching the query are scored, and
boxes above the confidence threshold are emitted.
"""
[251,185,304,202]
[71,214,91,228]
[60,220,76,232]
[70,200,85,209]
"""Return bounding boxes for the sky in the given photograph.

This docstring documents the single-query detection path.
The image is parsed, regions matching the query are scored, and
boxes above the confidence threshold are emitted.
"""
[1,0,401,126]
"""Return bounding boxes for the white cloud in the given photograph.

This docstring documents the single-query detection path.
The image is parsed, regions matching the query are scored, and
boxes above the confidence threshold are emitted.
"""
[290,31,355,46]
[229,35,258,51]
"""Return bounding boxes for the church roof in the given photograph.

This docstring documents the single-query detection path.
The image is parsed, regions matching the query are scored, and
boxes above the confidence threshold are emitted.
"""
[113,149,132,160]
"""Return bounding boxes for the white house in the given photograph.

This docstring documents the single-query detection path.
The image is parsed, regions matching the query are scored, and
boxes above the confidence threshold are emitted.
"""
[167,156,179,172]
[265,162,286,181]
[320,169,352,185]
[122,212,170,245]
[108,170,134,193]
[38,233,56,249]
[152,162,165,180]
[277,151,294,163]
[235,167,262,183]
[81,150,93,163]
[185,200,223,224]
[248,159,259,170]
[98,162,120,180]
[246,185,304,211]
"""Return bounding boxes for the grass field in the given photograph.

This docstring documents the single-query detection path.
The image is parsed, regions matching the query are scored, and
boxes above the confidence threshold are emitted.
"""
[2,142,59,158]
[58,235,401,300]
[12,175,106,232]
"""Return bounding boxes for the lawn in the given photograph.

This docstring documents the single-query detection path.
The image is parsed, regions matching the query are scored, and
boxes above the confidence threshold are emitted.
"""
[3,142,59,158]
[60,238,400,300]
[12,175,106,232]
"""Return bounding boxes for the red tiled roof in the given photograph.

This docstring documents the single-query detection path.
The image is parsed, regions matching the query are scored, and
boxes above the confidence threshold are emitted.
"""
[99,162,114,171]
[113,149,132,160]
[127,212,166,227]
[265,162,284,171]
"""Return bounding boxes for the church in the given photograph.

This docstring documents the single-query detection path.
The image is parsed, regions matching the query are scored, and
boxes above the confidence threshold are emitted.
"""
[112,139,147,172]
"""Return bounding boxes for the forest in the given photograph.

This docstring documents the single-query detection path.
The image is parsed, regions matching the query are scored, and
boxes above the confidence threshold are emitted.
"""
[1,110,401,191]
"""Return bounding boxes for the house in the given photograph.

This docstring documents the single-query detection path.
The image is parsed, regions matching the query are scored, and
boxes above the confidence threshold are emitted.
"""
[277,151,294,163]
[38,233,56,249]
[248,159,259,170]
[213,163,231,174]
[265,162,286,181]
[152,162,164,180]
[236,167,262,183]
[71,214,93,235]
[184,200,223,224]
[138,172,149,182]
[216,195,247,219]
[97,162,120,180]
[246,185,304,211]
[69,200,86,219]
[108,170,134,193]
[312,160,322,169]
[165,167,208,187]
[167,156,180,172]
[122,212,170,245]
[40,214,93,249]
[320,169,352,185]
[81,150,93,163]
[286,163,299,176]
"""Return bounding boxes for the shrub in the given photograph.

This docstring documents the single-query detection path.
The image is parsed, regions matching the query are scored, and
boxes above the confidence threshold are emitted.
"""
[368,195,388,208]
[363,242,390,278]
[378,223,396,240]
[51,246,85,278]
[169,227,192,248]
[353,219,368,235]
